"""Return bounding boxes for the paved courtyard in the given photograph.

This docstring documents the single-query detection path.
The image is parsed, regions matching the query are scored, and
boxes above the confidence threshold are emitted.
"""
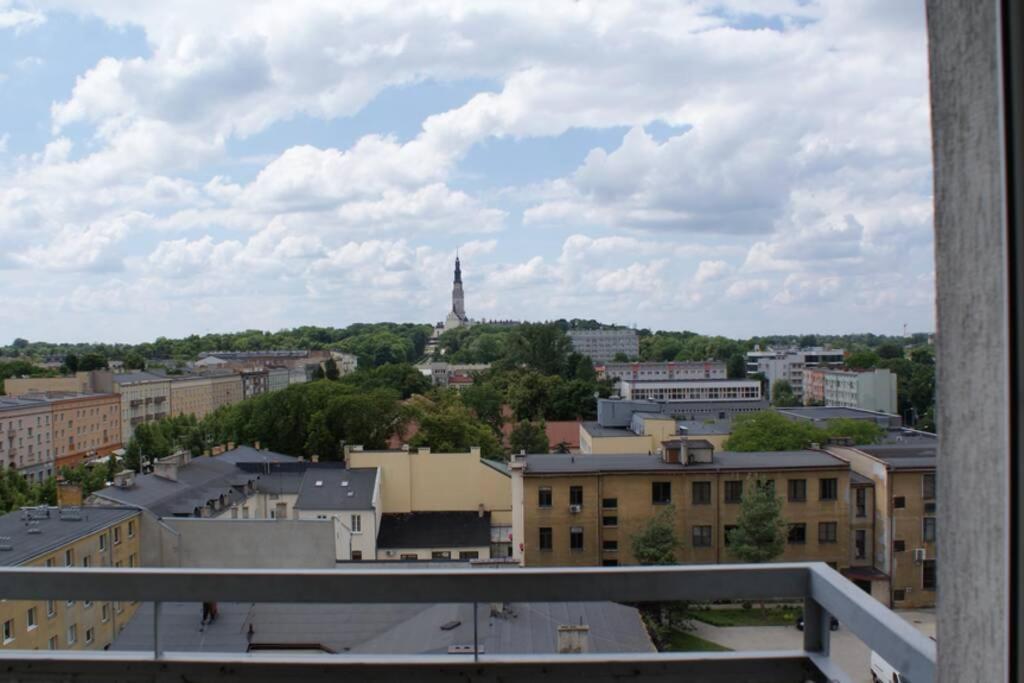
[691,609,935,682]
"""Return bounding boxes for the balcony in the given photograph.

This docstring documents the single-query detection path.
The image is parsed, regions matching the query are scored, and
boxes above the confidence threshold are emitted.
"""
[0,562,934,682]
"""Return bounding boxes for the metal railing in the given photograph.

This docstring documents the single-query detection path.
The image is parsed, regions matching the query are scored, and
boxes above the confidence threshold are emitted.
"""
[0,562,935,683]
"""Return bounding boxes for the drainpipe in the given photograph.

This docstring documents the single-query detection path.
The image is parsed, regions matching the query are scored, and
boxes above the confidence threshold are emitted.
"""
[714,470,721,564]
[597,475,604,564]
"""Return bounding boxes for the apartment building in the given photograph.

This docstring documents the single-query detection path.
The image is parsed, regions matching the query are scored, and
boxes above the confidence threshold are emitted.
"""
[293,467,380,561]
[168,375,213,420]
[598,361,727,383]
[240,370,269,400]
[0,505,142,652]
[3,372,93,397]
[209,373,243,412]
[745,346,845,400]
[619,378,763,403]
[267,367,291,393]
[0,397,54,481]
[802,368,898,414]
[99,372,172,443]
[831,442,937,608]
[47,393,121,470]
[416,361,491,387]
[511,445,867,586]
[567,329,639,363]
[195,350,331,371]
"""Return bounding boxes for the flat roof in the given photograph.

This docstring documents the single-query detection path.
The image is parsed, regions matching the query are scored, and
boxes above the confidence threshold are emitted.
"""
[0,506,138,566]
[581,421,647,439]
[857,444,936,470]
[522,450,847,475]
[620,378,760,384]
[776,406,898,421]
[377,511,491,549]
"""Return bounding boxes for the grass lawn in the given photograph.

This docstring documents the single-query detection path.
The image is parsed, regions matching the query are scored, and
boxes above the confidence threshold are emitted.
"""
[664,629,732,652]
[692,606,800,627]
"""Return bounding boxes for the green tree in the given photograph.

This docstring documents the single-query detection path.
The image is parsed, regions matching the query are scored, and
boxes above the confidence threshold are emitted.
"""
[509,420,549,454]
[726,353,747,379]
[461,383,505,432]
[844,350,880,370]
[77,352,108,371]
[770,380,799,407]
[123,351,146,370]
[725,411,823,452]
[11,338,28,349]
[343,363,431,399]
[407,395,503,460]
[64,353,79,373]
[631,505,680,564]
[876,343,904,359]
[823,418,884,444]
[324,358,340,381]
[612,352,630,362]
[728,477,787,564]
[507,323,572,375]
[311,365,326,380]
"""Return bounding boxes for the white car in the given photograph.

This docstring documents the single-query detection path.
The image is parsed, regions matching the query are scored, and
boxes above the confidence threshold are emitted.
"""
[870,650,904,683]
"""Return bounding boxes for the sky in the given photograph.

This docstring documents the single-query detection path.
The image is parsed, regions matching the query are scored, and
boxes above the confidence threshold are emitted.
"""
[0,1,935,343]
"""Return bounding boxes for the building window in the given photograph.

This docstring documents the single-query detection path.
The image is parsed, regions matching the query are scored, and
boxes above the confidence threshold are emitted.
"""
[819,478,838,501]
[692,481,711,505]
[98,534,106,551]
[923,560,937,591]
[724,480,743,504]
[113,527,121,545]
[788,523,806,545]
[602,497,617,509]
[351,551,363,561]
[893,589,906,602]
[855,488,867,517]
[351,514,362,533]
[64,549,74,567]
[400,554,418,561]
[569,486,584,507]
[787,479,807,502]
[101,604,109,623]
[602,540,618,551]
[602,559,619,567]
[923,517,937,542]
[538,487,552,508]
[692,525,712,547]
[539,527,553,551]
[651,481,671,505]
[724,525,737,547]
[2,619,13,644]
[570,527,584,551]
[128,521,135,537]
[46,601,55,618]
[82,556,90,568]
[48,636,58,650]
[66,624,77,645]
[894,540,906,552]
[818,522,838,544]
[430,551,450,560]
[26,607,36,630]
[894,496,906,509]
[459,551,479,560]
[855,530,866,559]
[922,473,936,500]
[85,627,94,645]
[602,515,618,527]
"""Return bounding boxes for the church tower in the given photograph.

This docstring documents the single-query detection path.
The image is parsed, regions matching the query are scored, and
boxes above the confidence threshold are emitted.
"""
[445,255,469,331]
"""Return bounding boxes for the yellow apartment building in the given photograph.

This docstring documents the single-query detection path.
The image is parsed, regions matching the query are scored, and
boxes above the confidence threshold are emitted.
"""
[209,373,243,412]
[48,393,121,470]
[579,414,679,454]
[0,396,55,481]
[169,375,214,420]
[0,506,142,652]
[511,443,879,592]
[3,372,94,397]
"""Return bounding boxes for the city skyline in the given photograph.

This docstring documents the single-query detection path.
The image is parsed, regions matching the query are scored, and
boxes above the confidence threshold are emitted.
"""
[0,2,934,343]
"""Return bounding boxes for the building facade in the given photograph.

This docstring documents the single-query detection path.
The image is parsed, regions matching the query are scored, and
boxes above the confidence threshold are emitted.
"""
[619,378,763,403]
[168,375,214,420]
[48,393,121,470]
[444,256,470,332]
[3,372,94,397]
[0,506,142,652]
[0,397,54,481]
[267,367,291,393]
[803,368,898,415]
[745,347,846,400]
[241,370,269,400]
[209,373,243,412]
[598,361,727,383]
[567,329,639,363]
[102,372,172,443]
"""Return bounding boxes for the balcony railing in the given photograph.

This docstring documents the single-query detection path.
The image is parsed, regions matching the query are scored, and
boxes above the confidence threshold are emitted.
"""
[0,562,935,682]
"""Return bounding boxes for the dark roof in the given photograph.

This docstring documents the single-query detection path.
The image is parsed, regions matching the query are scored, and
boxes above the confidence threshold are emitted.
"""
[677,419,733,435]
[850,471,874,486]
[661,438,715,450]
[480,459,511,476]
[857,444,936,470]
[91,457,257,517]
[215,446,298,465]
[777,406,898,421]
[620,378,760,384]
[294,468,377,511]
[0,506,138,566]
[377,511,491,549]
[113,598,653,655]
[522,450,848,474]
[581,421,646,438]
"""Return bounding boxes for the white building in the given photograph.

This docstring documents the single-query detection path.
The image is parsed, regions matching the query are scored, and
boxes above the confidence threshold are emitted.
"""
[293,467,381,562]
[600,360,726,383]
[819,368,899,415]
[619,378,763,403]
[330,352,359,376]
[568,329,639,363]
[745,346,845,400]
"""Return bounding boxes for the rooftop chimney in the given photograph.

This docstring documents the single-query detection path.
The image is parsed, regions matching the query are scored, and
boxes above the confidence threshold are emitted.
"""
[254,440,261,450]
[311,454,320,463]
[557,625,590,653]
[153,456,179,482]
[57,482,83,507]
[113,470,135,489]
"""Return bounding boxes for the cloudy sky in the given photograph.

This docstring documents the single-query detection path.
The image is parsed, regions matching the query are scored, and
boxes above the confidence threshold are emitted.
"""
[0,1,934,343]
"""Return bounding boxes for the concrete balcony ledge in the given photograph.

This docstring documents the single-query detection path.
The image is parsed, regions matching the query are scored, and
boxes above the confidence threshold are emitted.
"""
[0,563,935,683]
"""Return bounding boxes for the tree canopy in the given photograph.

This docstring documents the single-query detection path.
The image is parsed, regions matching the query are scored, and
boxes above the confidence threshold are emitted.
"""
[725,411,885,451]
[631,506,681,564]
[728,478,787,563]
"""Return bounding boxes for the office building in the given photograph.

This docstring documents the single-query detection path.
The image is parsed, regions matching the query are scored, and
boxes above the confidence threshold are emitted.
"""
[745,347,845,400]
[802,368,899,414]
[618,378,762,403]
[567,329,639,363]
[598,360,727,383]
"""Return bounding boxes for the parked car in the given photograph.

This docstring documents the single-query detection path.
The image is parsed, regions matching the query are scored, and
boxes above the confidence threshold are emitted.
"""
[870,650,904,682]
[794,613,839,631]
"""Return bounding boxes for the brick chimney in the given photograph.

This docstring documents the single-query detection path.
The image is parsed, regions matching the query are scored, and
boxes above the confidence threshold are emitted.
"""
[57,482,83,507]
[557,625,590,653]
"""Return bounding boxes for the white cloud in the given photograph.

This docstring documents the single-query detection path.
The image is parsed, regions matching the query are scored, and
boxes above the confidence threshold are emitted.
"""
[0,8,45,32]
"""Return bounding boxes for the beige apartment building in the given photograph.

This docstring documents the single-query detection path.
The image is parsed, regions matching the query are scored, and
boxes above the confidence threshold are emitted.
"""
[0,506,142,652]
[0,397,54,481]
[579,414,679,455]
[169,375,214,420]
[511,444,874,590]
[48,393,121,470]
[3,372,93,397]
[209,373,243,412]
[101,372,171,442]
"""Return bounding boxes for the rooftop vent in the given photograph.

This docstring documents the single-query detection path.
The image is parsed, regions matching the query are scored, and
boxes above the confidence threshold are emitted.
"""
[59,507,83,521]
[26,522,41,535]
[0,536,11,551]
[346,491,354,497]
[341,481,349,487]
[439,620,461,631]
[315,480,323,487]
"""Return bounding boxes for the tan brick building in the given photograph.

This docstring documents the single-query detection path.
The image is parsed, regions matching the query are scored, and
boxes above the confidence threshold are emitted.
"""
[511,445,868,580]
[209,373,243,412]
[0,506,142,652]
[169,375,214,420]
[0,396,54,481]
[47,393,121,470]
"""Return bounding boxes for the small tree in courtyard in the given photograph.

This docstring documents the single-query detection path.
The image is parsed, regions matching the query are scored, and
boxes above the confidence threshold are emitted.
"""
[631,505,680,565]
[728,477,787,564]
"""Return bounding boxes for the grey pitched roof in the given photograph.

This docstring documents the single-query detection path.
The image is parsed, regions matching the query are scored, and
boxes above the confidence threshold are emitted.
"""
[293,468,377,511]
[581,421,644,438]
[479,459,511,476]
[850,471,874,486]
[113,598,654,655]
[377,511,491,549]
[522,450,847,474]
[0,506,138,566]
[215,446,298,465]
[91,457,256,518]
[857,444,937,470]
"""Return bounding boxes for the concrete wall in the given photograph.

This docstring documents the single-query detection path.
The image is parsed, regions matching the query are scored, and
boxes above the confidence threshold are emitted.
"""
[928,1,1011,678]
[157,518,336,568]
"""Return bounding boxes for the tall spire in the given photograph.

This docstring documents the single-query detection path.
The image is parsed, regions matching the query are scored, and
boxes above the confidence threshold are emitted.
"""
[454,253,462,284]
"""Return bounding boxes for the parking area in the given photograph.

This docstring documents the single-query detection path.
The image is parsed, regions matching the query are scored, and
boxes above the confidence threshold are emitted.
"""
[690,609,935,683]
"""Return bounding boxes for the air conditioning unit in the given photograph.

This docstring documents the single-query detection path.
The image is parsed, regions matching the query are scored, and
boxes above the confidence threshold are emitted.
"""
[569,504,582,514]
[385,550,395,557]
[913,548,927,562]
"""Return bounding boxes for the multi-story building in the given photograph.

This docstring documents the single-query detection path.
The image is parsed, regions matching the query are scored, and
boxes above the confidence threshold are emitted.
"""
[208,372,243,412]
[745,346,846,400]
[195,350,331,371]
[416,362,491,388]
[267,367,291,393]
[168,375,214,420]
[3,372,94,397]
[240,370,269,400]
[510,443,884,594]
[329,352,359,377]
[802,368,898,414]
[619,378,763,403]
[598,360,727,383]
[293,467,381,561]
[0,505,142,652]
[0,396,54,481]
[579,413,681,455]
[92,371,172,443]
[47,393,121,470]
[567,329,639,363]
